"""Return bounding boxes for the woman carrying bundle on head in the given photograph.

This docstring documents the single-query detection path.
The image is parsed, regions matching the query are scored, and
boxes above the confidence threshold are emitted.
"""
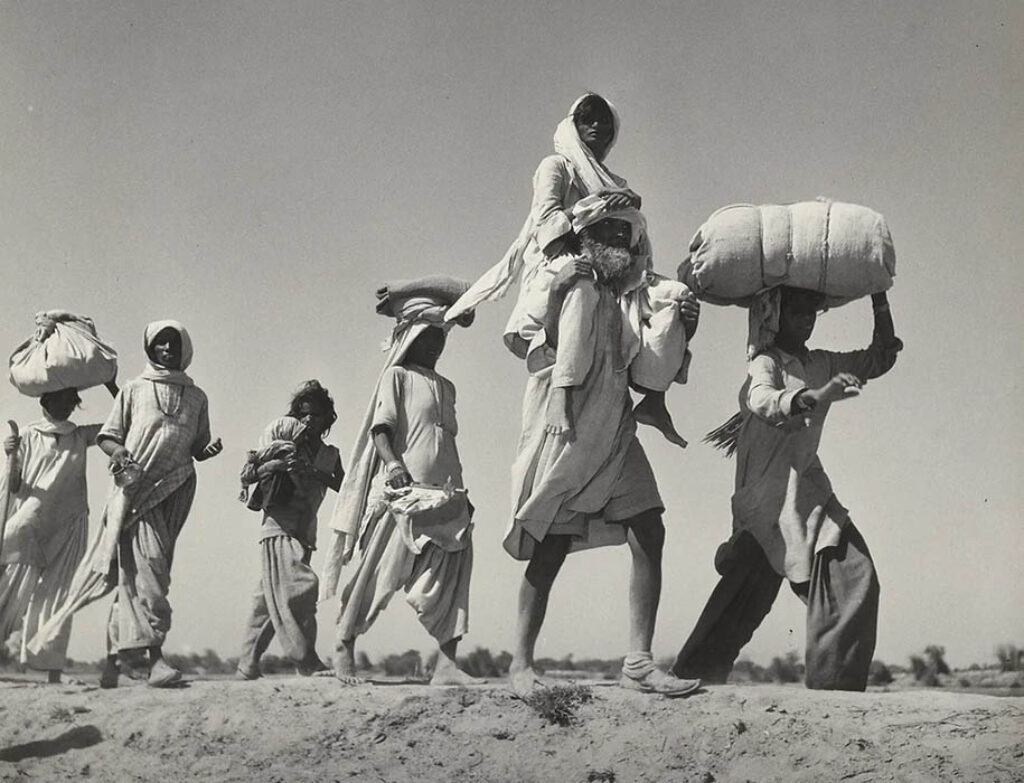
[30,320,222,688]
[0,385,116,684]
[322,276,481,686]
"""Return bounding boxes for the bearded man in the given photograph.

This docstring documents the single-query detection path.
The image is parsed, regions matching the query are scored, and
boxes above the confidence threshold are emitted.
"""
[504,204,701,698]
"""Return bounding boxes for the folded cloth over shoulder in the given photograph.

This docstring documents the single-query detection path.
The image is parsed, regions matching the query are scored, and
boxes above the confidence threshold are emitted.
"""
[678,200,895,307]
[9,310,118,396]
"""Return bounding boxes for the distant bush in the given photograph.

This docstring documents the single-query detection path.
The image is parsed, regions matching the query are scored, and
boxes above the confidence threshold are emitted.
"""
[730,658,770,683]
[910,647,947,687]
[164,648,238,675]
[768,651,803,684]
[995,644,1024,672]
[457,647,512,678]
[925,645,950,675]
[868,660,893,686]
[381,649,423,678]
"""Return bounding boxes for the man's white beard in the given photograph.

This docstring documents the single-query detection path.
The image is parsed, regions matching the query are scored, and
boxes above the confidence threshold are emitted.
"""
[580,235,634,286]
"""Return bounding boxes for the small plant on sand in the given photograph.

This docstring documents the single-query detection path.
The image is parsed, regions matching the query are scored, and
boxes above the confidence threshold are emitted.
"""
[586,769,616,782]
[524,683,594,727]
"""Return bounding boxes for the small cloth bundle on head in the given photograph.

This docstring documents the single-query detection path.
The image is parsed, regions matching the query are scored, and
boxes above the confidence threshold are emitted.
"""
[9,310,118,396]
[678,200,895,308]
[376,275,471,321]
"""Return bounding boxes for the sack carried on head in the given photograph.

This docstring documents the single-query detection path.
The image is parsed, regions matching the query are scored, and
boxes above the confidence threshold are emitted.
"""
[9,310,118,396]
[678,200,895,307]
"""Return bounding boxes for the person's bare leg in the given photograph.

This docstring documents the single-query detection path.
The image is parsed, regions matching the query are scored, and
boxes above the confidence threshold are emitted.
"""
[509,535,571,697]
[545,387,574,437]
[633,391,688,448]
[621,511,700,696]
[430,637,485,685]
[626,510,665,652]
[334,637,364,684]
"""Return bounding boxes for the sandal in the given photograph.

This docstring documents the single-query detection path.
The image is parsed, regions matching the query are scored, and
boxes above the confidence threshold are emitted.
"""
[620,667,700,698]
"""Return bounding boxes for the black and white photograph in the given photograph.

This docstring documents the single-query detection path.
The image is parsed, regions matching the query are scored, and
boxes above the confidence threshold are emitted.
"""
[0,2,1021,781]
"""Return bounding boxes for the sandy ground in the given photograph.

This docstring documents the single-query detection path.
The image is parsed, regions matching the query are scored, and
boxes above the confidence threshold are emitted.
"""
[0,675,1022,782]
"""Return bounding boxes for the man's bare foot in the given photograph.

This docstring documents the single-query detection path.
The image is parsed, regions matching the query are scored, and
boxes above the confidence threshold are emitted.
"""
[545,388,574,437]
[508,666,544,698]
[333,641,364,685]
[633,393,687,448]
[99,659,119,689]
[430,658,485,686]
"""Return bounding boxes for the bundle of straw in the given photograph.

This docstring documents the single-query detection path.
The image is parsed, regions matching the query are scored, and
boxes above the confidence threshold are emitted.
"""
[703,412,745,457]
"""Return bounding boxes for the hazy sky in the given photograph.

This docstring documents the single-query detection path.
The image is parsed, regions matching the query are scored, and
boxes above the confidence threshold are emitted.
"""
[1,1,1021,670]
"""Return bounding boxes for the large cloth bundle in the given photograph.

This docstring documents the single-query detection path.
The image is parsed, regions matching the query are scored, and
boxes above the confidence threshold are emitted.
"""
[678,201,895,306]
[9,310,118,396]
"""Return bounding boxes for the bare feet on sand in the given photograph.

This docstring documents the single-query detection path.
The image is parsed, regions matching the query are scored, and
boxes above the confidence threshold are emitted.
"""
[429,658,485,686]
[508,666,545,699]
[633,393,687,448]
[545,388,574,438]
[333,643,366,685]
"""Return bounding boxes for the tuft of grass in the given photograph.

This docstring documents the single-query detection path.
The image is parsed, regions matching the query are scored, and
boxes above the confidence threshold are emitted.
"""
[523,683,594,727]
[587,769,616,782]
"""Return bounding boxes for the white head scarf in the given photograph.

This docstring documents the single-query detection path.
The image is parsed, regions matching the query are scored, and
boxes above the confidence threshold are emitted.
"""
[445,93,636,322]
[140,320,195,386]
[552,93,628,195]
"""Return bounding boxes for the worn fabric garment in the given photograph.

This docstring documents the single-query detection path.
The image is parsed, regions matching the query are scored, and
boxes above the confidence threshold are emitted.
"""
[9,311,119,397]
[505,280,663,561]
[105,474,196,651]
[335,508,472,645]
[0,420,100,668]
[323,283,469,599]
[238,535,319,667]
[245,417,341,550]
[30,322,211,654]
[445,94,634,323]
[672,526,879,691]
[728,341,899,583]
[333,362,474,641]
[746,287,784,360]
[678,201,896,308]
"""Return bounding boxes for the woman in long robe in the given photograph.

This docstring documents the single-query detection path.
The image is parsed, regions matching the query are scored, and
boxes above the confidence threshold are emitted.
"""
[0,388,105,682]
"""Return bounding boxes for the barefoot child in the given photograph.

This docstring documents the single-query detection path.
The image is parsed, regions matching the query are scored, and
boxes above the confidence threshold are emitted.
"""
[0,386,114,683]
[236,381,343,679]
[673,287,902,690]
[322,277,480,686]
